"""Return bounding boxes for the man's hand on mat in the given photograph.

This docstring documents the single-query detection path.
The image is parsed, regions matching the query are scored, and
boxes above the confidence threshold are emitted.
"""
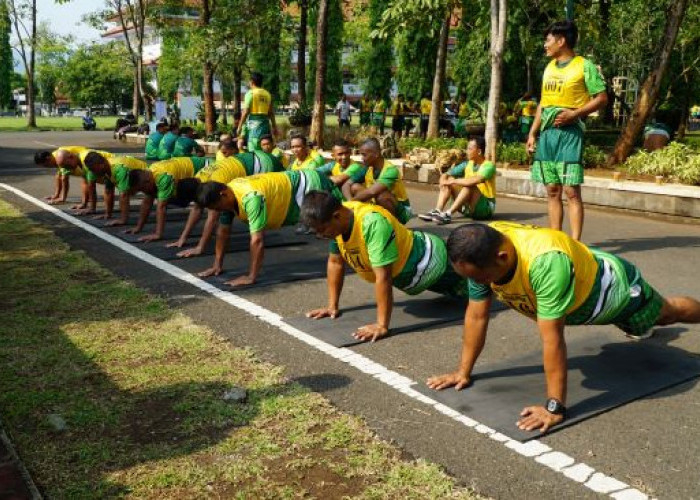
[166,239,186,249]
[353,323,388,342]
[138,233,162,243]
[47,198,65,205]
[73,208,96,216]
[123,227,141,234]
[306,307,340,319]
[176,247,203,258]
[426,371,471,391]
[92,213,108,220]
[225,275,255,287]
[105,219,125,227]
[71,203,87,210]
[553,109,578,127]
[517,406,563,433]
[197,266,222,278]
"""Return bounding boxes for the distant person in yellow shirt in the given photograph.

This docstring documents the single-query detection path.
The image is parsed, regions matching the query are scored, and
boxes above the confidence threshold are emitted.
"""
[419,93,432,139]
[371,95,387,135]
[237,72,278,151]
[391,94,407,139]
[359,95,372,126]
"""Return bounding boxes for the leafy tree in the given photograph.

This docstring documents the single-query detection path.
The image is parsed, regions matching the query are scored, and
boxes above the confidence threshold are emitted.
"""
[7,0,38,127]
[0,0,12,110]
[366,0,393,100]
[249,0,282,101]
[62,42,133,113]
[394,19,440,102]
[35,26,72,113]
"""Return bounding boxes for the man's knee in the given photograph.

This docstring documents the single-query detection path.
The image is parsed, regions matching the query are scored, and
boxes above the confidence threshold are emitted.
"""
[546,184,562,199]
[564,185,582,201]
[349,183,363,196]
[376,191,397,212]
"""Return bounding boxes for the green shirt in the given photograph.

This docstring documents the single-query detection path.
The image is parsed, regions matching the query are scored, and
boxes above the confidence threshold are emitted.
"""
[346,164,402,190]
[155,156,208,201]
[145,131,163,160]
[172,136,199,157]
[540,58,606,130]
[157,132,179,160]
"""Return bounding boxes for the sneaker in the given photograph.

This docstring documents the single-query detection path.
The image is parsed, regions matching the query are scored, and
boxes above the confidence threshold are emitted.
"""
[418,209,441,221]
[625,328,655,341]
[295,224,313,235]
[432,212,452,225]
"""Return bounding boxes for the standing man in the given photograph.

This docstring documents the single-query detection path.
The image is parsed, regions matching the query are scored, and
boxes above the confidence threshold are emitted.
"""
[428,222,700,433]
[391,94,407,140]
[418,136,496,224]
[419,93,432,140]
[516,92,538,141]
[343,138,412,224]
[302,192,470,342]
[371,95,387,135]
[359,95,373,127]
[289,134,325,170]
[237,72,277,152]
[336,95,352,128]
[146,122,168,160]
[527,21,607,241]
[455,96,469,137]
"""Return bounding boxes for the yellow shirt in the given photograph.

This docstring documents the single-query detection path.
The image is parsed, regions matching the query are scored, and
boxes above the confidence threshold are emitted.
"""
[290,149,323,171]
[229,172,292,230]
[364,161,409,203]
[458,103,469,118]
[360,99,372,113]
[373,100,386,113]
[106,156,146,184]
[487,222,598,319]
[540,56,590,109]
[391,100,406,116]
[245,87,272,115]
[149,157,196,182]
[420,98,432,116]
[464,160,496,199]
[336,201,413,283]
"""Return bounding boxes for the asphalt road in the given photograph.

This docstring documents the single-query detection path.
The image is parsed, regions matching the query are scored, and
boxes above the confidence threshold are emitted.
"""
[2,131,700,499]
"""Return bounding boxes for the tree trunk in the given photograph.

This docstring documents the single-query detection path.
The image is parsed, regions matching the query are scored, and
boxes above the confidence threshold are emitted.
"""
[427,13,451,139]
[485,0,507,160]
[609,0,689,164]
[525,58,532,94]
[26,0,36,127]
[297,0,308,105]
[137,58,152,121]
[203,62,216,134]
[233,65,242,116]
[309,0,329,147]
[132,70,140,117]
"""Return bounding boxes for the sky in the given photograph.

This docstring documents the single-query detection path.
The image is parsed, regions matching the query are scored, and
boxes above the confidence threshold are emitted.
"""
[36,0,103,44]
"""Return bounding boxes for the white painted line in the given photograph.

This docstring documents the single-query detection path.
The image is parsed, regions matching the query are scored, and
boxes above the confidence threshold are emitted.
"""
[0,182,649,499]
[32,140,59,148]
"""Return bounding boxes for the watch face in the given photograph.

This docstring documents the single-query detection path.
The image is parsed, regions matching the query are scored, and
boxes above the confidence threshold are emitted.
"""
[547,399,559,413]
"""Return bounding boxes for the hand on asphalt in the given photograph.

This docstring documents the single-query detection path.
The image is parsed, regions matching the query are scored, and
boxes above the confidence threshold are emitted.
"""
[176,247,203,258]
[517,405,563,433]
[138,233,161,243]
[105,220,124,227]
[225,275,255,287]
[92,213,108,220]
[306,307,339,319]
[426,371,471,391]
[166,240,186,249]
[197,266,222,278]
[353,323,388,342]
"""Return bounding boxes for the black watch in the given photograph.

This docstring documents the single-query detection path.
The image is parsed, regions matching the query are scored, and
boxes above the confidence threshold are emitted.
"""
[545,398,566,417]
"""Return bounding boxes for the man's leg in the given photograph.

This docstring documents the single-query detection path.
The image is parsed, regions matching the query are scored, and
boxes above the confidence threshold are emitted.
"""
[657,297,700,326]
[375,191,398,216]
[563,184,584,241]
[448,186,479,214]
[545,184,564,232]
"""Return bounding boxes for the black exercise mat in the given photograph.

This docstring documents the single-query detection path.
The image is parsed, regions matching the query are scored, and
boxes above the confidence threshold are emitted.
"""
[285,293,467,348]
[413,330,700,441]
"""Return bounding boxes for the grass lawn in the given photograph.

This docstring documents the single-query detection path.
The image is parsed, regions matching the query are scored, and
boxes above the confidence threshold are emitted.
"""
[0,199,479,499]
[0,116,117,132]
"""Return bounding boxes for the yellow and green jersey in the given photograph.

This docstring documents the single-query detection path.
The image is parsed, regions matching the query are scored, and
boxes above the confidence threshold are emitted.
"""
[519,98,538,118]
[420,98,432,116]
[539,56,606,129]
[157,131,179,160]
[346,161,409,204]
[244,87,272,115]
[468,222,598,320]
[458,103,469,118]
[290,149,325,171]
[360,99,373,114]
[149,156,208,201]
[53,146,113,177]
[219,169,342,232]
[196,151,283,183]
[391,100,407,116]
[271,147,289,168]
[373,99,386,114]
[91,156,147,189]
[145,131,164,160]
[316,160,362,178]
[446,160,497,200]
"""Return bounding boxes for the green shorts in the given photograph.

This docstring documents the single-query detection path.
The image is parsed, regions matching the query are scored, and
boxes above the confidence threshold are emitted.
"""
[360,112,371,126]
[531,125,584,186]
[371,113,384,127]
[461,194,495,220]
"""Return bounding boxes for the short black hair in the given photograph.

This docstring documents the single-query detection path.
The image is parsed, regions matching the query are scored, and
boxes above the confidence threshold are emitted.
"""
[195,181,228,207]
[470,136,486,153]
[170,124,180,132]
[361,137,381,152]
[34,151,52,165]
[447,223,503,267]
[251,72,263,87]
[171,178,200,207]
[300,190,341,227]
[219,138,238,152]
[180,126,194,135]
[83,151,108,170]
[156,122,169,131]
[290,133,308,146]
[260,134,274,143]
[333,138,351,149]
[545,20,578,49]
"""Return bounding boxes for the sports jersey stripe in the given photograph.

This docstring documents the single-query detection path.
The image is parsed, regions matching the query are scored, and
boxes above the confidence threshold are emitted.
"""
[407,232,434,291]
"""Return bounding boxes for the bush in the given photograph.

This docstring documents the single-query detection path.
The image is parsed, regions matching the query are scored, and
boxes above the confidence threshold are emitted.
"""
[289,104,312,127]
[625,141,700,185]
[398,138,469,155]
[583,145,607,167]
[497,142,528,165]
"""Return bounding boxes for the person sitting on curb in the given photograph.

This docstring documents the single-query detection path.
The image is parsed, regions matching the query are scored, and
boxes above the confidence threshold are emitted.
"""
[289,134,326,170]
[418,136,496,225]
[146,122,169,160]
[427,222,700,433]
[172,126,205,158]
[342,138,413,224]
[122,156,209,242]
[156,124,180,160]
[302,191,470,343]
[193,169,344,287]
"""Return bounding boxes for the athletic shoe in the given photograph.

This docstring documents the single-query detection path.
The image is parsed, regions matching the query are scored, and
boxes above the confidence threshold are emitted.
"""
[433,212,452,225]
[625,329,655,341]
[418,209,441,221]
[295,224,313,235]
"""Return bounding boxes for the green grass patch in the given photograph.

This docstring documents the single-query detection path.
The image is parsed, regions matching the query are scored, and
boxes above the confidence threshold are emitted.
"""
[0,116,117,132]
[0,200,479,499]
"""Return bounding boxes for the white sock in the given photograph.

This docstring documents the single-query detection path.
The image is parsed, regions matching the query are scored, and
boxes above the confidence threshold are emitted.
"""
[445,210,452,216]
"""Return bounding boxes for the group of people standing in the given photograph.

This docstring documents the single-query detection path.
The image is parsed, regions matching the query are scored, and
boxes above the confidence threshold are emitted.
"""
[30,20,700,436]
